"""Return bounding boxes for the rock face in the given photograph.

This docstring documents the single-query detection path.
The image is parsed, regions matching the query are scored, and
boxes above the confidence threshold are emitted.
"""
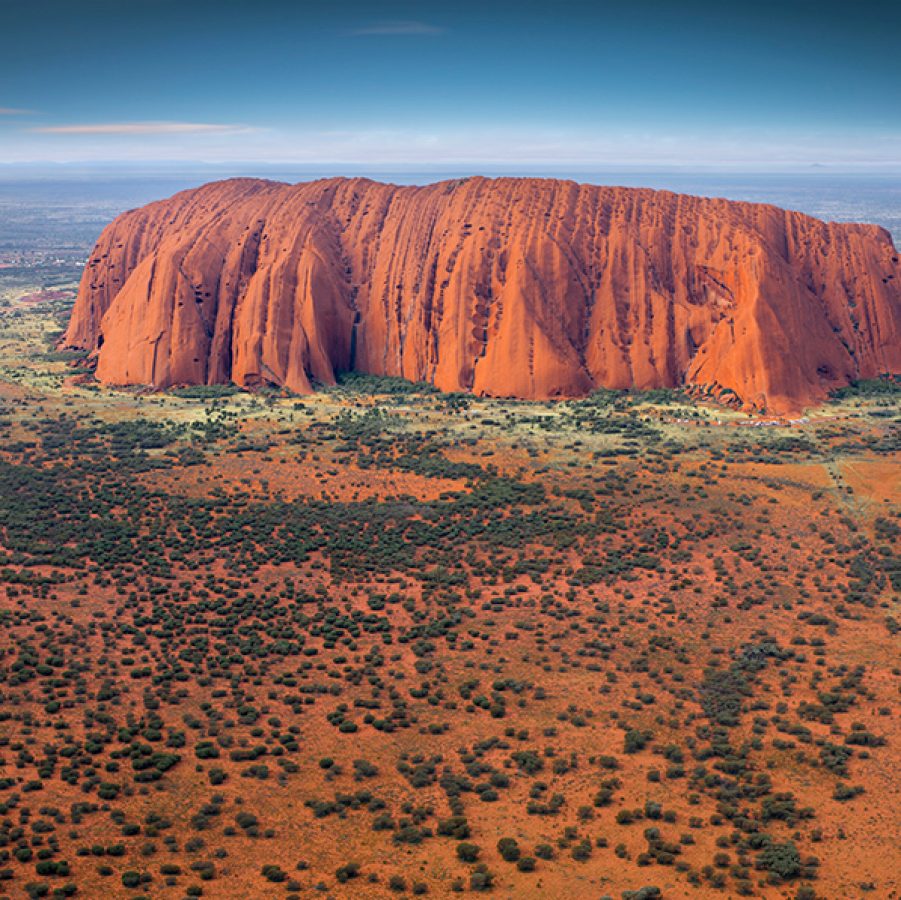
[64,176,901,412]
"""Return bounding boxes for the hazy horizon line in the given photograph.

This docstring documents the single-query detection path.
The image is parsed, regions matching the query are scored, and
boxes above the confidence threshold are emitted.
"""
[2,160,900,177]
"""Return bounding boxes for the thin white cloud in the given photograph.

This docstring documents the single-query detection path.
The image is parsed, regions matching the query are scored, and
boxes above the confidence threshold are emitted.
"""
[0,107,32,115]
[7,121,900,171]
[33,121,252,135]
[351,20,444,36]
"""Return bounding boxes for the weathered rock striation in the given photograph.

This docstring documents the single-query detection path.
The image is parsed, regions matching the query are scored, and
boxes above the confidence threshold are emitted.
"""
[64,176,901,412]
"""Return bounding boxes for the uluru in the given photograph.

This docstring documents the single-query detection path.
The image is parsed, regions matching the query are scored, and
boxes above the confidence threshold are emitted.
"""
[63,176,901,412]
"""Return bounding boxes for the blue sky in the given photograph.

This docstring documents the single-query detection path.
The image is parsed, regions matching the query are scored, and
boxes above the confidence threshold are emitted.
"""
[2,0,899,169]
